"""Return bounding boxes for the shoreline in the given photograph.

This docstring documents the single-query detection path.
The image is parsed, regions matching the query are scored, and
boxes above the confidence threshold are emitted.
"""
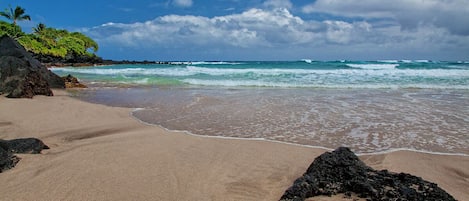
[1,90,468,200]
[72,86,469,156]
[132,109,469,157]
[130,108,469,157]
[72,90,468,157]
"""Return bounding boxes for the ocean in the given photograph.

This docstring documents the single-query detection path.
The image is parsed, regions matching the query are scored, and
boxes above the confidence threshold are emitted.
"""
[51,60,469,155]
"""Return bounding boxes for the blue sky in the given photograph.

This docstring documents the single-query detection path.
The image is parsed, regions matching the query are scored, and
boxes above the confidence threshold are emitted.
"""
[1,0,468,61]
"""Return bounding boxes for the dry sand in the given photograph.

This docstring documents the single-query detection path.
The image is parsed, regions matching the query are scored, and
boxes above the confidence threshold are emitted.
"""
[0,90,468,201]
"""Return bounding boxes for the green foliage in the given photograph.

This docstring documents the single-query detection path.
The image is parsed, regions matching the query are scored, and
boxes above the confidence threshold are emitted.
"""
[1,4,98,59]
[9,22,99,58]
[70,32,99,52]
[0,21,24,39]
[18,35,68,57]
[58,36,86,56]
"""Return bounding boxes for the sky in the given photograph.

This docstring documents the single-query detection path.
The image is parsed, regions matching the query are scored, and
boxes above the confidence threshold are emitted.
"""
[1,0,469,61]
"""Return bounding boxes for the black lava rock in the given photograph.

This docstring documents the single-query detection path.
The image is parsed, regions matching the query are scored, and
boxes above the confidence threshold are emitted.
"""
[0,141,20,173]
[0,138,49,173]
[1,138,50,154]
[0,36,65,98]
[280,147,456,201]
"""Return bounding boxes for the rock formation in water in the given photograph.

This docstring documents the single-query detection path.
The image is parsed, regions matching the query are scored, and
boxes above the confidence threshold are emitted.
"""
[280,147,456,201]
[0,36,65,98]
[62,74,87,88]
[0,138,49,173]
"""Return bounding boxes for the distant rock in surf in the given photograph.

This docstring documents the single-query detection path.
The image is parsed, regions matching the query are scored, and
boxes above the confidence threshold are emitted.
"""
[0,36,65,98]
[62,74,87,88]
[280,147,456,201]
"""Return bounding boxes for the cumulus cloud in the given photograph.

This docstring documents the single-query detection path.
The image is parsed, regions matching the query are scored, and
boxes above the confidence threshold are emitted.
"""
[88,8,318,48]
[173,0,193,7]
[85,6,469,60]
[302,0,469,36]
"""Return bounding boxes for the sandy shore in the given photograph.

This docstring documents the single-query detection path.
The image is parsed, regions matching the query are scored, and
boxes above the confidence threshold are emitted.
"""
[0,90,468,201]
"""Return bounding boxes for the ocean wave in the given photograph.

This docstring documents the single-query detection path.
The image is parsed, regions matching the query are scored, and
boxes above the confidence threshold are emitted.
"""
[185,66,318,76]
[53,65,469,79]
[346,64,399,70]
[301,59,314,63]
[51,62,469,89]
[182,78,469,89]
[190,61,243,65]
[377,60,399,63]
[414,60,430,63]
[52,67,196,77]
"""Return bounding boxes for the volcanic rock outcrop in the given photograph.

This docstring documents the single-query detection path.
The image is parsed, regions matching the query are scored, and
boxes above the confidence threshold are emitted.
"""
[280,147,456,201]
[0,36,64,98]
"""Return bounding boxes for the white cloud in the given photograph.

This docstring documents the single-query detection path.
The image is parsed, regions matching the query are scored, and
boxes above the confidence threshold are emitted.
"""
[89,8,315,48]
[173,0,193,7]
[302,0,469,36]
[86,7,469,60]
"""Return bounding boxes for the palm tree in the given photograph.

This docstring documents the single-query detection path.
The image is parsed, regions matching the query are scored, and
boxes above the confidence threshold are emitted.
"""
[33,23,46,34]
[0,6,31,25]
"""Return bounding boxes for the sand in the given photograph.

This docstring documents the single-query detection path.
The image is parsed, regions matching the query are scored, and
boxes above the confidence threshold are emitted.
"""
[0,90,468,201]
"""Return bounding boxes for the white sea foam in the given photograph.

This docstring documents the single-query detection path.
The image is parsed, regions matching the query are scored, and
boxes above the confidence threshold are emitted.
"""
[127,90,469,156]
[186,66,312,76]
[182,79,469,89]
[186,66,466,77]
[301,59,313,63]
[190,61,242,65]
[52,63,469,90]
[53,65,469,78]
[415,60,430,63]
[346,64,399,70]
[52,67,196,76]
[182,79,308,88]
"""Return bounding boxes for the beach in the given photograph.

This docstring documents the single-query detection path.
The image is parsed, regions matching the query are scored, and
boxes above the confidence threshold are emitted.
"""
[0,90,468,201]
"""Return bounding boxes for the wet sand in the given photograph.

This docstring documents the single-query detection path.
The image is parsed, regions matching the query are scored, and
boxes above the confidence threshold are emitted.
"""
[0,90,468,201]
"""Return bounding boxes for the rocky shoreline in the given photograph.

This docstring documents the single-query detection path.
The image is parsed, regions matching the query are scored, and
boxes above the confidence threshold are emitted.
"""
[32,52,178,68]
[0,36,87,98]
[0,36,65,98]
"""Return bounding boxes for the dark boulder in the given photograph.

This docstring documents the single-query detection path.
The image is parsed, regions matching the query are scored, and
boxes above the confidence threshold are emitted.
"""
[0,138,50,154]
[0,141,20,173]
[0,36,65,98]
[280,147,456,201]
[0,138,49,173]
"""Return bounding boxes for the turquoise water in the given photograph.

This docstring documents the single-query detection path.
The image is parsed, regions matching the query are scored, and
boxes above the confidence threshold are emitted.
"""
[51,60,469,89]
[51,60,469,155]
